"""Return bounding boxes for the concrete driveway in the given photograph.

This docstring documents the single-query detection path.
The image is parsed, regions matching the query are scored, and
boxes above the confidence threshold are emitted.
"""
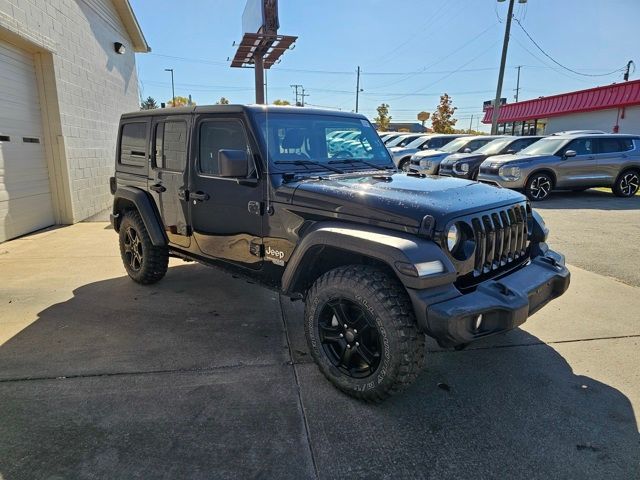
[0,204,639,479]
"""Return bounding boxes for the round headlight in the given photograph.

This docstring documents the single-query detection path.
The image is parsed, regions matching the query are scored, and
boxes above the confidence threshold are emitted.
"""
[446,224,459,251]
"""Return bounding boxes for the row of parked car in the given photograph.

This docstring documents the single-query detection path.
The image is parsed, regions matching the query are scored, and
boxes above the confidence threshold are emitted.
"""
[379,130,640,201]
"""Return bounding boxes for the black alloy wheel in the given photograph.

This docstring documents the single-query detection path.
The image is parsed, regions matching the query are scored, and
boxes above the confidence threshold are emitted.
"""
[526,173,553,201]
[123,226,143,272]
[118,210,169,284]
[613,170,639,197]
[318,298,382,378]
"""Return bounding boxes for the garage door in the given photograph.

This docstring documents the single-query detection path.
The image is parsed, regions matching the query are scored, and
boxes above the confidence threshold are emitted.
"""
[0,39,54,242]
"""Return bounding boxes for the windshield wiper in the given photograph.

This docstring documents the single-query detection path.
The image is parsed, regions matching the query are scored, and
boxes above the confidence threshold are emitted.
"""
[328,158,394,170]
[274,160,344,174]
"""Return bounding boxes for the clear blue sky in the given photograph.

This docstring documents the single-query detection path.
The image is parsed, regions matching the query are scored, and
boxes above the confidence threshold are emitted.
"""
[130,0,640,131]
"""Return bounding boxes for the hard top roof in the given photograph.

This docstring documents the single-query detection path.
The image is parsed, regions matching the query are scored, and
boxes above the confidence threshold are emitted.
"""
[121,104,369,120]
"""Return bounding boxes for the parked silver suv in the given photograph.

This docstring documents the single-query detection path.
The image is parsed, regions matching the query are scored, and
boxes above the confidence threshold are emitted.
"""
[477,134,640,201]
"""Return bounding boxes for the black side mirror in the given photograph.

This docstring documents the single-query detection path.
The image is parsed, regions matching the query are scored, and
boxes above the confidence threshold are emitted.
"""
[218,149,249,177]
[563,149,577,158]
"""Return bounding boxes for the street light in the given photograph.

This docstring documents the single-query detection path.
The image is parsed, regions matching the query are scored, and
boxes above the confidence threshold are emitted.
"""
[164,68,175,107]
[491,0,527,134]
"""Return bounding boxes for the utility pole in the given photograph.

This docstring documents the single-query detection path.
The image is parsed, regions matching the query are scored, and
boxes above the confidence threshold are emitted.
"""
[355,66,362,113]
[469,115,474,133]
[164,68,175,107]
[624,60,635,81]
[514,65,522,102]
[300,88,309,107]
[290,84,303,105]
[491,0,520,134]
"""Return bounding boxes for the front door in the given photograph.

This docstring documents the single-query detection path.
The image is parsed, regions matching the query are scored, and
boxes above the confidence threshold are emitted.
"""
[149,116,191,248]
[555,137,598,188]
[189,116,263,269]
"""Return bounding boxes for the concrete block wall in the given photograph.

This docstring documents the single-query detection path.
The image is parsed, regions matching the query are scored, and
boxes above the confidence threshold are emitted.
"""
[545,107,640,135]
[0,0,141,222]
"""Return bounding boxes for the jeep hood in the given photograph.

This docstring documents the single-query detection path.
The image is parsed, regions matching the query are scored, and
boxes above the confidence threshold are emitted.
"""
[412,149,448,159]
[286,172,525,228]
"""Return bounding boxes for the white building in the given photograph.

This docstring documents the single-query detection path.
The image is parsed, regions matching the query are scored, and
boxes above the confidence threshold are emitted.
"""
[0,0,149,242]
[483,79,640,136]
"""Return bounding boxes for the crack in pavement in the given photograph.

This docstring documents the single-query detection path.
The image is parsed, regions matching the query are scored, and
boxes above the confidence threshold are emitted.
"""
[278,295,320,480]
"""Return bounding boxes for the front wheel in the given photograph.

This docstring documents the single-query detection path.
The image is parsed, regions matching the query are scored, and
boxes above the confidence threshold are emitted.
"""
[399,158,411,172]
[612,170,639,197]
[525,173,553,201]
[304,265,425,402]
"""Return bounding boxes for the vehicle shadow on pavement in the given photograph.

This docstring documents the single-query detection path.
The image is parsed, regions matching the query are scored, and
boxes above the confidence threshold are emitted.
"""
[0,263,637,479]
[534,189,640,210]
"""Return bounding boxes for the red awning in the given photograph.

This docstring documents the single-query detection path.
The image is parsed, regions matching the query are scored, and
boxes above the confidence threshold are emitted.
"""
[483,79,640,124]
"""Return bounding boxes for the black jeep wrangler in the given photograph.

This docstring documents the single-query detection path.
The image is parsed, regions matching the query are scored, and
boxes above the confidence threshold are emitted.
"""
[110,105,570,402]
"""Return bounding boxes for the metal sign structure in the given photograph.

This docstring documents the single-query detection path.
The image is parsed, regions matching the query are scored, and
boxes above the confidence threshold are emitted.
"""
[231,0,297,104]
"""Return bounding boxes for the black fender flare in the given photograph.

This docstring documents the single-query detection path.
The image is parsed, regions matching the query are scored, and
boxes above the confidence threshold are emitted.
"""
[112,186,168,246]
[281,222,456,295]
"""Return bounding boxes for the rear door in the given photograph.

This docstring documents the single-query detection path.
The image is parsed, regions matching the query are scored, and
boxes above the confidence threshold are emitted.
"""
[595,137,632,186]
[188,115,263,269]
[149,115,191,248]
[555,137,597,187]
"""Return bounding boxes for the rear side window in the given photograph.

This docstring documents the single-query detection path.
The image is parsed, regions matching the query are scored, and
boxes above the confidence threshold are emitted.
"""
[120,122,147,166]
[199,120,248,175]
[154,121,188,172]
[597,138,624,154]
[621,138,635,151]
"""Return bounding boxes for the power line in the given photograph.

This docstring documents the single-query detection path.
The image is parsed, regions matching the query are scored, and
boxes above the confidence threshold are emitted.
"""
[514,19,626,77]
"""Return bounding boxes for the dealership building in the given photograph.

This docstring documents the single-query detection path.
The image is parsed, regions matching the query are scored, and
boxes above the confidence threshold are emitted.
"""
[0,0,149,242]
[482,79,640,136]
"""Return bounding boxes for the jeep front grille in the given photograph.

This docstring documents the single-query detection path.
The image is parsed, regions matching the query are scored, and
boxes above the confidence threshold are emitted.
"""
[454,203,530,290]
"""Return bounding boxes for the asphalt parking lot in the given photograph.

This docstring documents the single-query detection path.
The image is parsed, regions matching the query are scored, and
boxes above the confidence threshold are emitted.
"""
[0,190,639,479]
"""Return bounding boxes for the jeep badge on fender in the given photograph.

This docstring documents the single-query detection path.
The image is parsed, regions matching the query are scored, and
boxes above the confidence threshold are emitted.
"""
[109,105,570,402]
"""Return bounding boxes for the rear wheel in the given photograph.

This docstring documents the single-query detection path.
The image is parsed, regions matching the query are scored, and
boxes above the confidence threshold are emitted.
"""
[119,210,168,284]
[525,173,553,201]
[612,170,639,197]
[304,265,425,402]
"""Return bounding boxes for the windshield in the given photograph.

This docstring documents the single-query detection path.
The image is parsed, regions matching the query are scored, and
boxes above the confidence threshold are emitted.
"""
[253,113,393,171]
[519,137,567,156]
[403,136,428,149]
[396,135,422,147]
[440,137,471,153]
[475,137,513,156]
[385,135,411,148]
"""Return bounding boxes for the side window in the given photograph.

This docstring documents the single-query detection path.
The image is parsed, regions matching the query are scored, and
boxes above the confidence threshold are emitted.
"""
[120,122,147,166]
[597,138,623,154]
[565,138,594,156]
[154,121,187,171]
[620,138,634,151]
[467,139,487,151]
[428,138,441,149]
[199,120,248,176]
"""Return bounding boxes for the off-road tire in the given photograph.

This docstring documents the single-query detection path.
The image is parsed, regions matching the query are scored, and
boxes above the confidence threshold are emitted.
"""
[304,265,425,402]
[612,169,639,198]
[118,210,168,284]
[398,158,411,172]
[525,173,553,201]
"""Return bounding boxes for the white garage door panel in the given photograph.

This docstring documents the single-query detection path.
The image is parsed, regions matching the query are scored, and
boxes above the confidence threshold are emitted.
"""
[0,40,54,242]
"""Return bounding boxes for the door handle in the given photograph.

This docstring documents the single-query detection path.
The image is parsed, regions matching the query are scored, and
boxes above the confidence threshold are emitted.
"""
[190,191,210,202]
[149,183,166,193]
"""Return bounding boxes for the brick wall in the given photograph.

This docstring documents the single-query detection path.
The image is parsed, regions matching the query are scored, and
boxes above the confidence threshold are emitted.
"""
[0,0,141,222]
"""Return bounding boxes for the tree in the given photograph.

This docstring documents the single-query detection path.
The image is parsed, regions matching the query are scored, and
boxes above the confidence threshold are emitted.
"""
[216,97,230,105]
[431,93,457,133]
[140,96,158,110]
[374,103,392,131]
[273,99,291,105]
[167,96,192,107]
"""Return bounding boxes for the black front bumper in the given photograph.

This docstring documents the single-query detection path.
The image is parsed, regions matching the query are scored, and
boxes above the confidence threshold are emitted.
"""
[408,249,570,347]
